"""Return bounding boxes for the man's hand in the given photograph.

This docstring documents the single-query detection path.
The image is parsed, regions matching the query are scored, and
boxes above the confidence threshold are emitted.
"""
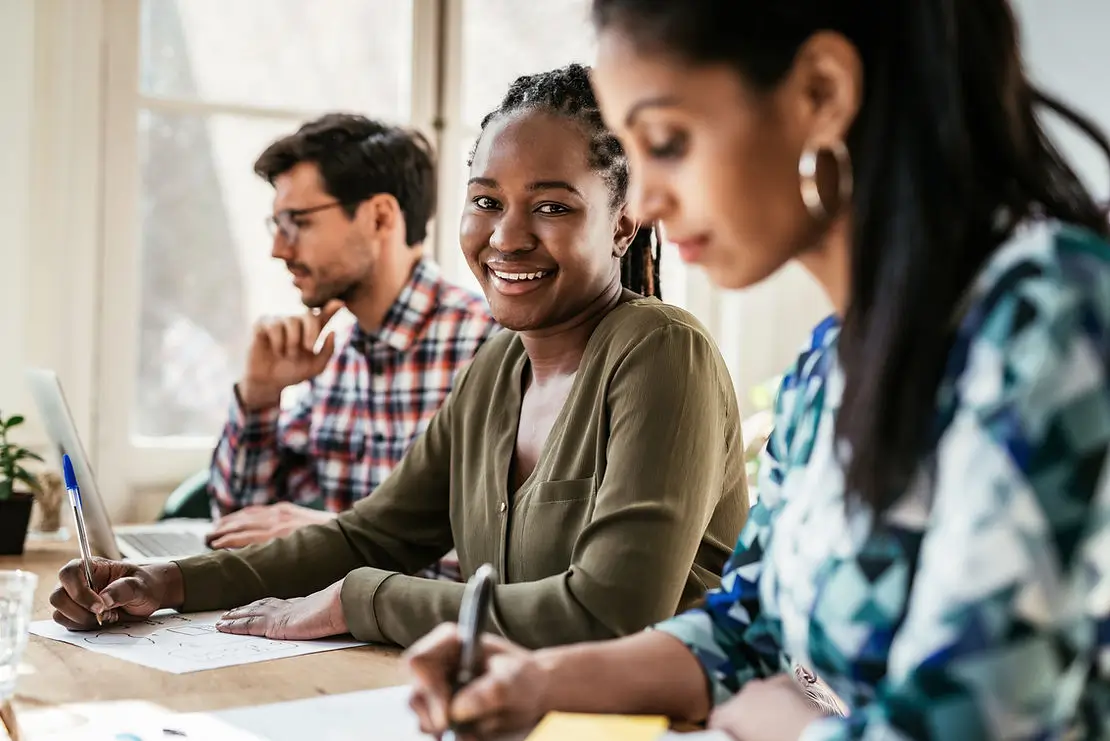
[206,502,337,549]
[238,300,343,410]
[215,580,347,640]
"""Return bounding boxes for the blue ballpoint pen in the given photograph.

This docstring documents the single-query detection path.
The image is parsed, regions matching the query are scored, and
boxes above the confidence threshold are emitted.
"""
[62,453,101,625]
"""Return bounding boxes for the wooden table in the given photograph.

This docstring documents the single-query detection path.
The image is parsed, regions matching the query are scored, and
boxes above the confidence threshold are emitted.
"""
[1,543,707,741]
[1,540,407,718]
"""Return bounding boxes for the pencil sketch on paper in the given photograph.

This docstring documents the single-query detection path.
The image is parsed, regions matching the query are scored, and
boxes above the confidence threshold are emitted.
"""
[82,632,155,646]
[83,618,299,665]
[28,610,366,674]
[159,623,303,665]
[81,613,192,646]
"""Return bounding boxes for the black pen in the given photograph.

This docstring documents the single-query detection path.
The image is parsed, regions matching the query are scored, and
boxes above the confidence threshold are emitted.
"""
[444,563,495,741]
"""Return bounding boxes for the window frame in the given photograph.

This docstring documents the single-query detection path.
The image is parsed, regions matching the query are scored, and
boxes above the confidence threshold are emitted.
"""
[86,0,784,521]
[92,0,448,517]
[4,0,107,465]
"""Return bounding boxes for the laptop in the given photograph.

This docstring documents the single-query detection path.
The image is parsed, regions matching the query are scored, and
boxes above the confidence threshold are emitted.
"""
[25,368,212,562]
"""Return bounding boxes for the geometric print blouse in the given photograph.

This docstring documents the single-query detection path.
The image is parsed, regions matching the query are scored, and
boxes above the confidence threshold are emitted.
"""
[655,220,1110,740]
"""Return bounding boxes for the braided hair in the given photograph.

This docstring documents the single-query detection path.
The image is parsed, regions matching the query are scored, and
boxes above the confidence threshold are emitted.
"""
[469,63,662,299]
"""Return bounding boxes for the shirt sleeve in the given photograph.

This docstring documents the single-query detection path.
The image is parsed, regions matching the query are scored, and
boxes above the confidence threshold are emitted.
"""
[800,271,1110,739]
[653,348,802,706]
[348,322,746,648]
[207,381,321,516]
[176,369,459,619]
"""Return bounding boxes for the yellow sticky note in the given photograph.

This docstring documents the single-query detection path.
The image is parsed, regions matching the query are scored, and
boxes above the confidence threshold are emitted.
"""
[525,711,669,741]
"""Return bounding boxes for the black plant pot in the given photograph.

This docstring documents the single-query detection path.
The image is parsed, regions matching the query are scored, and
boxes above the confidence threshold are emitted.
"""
[0,495,33,556]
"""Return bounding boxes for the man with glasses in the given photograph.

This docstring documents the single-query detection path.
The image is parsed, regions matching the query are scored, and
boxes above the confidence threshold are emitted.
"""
[204,114,499,580]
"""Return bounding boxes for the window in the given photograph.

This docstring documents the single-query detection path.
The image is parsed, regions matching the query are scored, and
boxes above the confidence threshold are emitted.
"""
[90,0,716,509]
[138,0,412,114]
[127,0,616,441]
[131,0,414,438]
[458,0,596,130]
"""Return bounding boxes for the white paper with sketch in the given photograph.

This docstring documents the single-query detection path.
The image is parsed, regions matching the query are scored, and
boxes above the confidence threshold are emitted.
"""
[28,610,365,674]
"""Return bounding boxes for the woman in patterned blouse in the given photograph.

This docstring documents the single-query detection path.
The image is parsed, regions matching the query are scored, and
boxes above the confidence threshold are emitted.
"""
[405,1,1110,739]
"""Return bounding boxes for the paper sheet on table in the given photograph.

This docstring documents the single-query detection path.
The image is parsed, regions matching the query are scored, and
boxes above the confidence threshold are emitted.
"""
[212,686,729,741]
[525,712,668,741]
[28,611,365,674]
[17,700,264,740]
[214,686,435,741]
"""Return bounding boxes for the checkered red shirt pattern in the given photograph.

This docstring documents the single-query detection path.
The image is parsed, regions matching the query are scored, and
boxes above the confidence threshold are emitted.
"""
[209,259,499,523]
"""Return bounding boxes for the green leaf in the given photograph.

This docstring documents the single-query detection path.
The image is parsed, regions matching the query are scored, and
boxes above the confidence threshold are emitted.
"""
[4,415,24,429]
[13,469,40,493]
[13,448,44,463]
[0,479,11,500]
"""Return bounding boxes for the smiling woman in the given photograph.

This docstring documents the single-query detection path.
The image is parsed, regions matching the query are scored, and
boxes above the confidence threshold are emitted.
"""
[464,108,631,331]
[49,64,749,655]
[466,63,663,326]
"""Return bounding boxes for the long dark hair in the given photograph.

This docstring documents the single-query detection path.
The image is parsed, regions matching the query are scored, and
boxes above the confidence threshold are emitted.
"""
[469,64,663,299]
[593,0,1110,512]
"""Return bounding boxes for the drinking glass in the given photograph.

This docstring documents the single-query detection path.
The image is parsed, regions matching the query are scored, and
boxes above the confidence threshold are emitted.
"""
[0,570,37,702]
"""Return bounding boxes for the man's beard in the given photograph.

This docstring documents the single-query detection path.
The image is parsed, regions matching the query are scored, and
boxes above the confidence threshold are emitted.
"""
[299,232,374,309]
[302,276,362,309]
[304,280,359,310]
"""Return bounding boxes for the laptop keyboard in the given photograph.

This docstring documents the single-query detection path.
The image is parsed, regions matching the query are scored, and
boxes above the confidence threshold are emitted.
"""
[118,531,210,558]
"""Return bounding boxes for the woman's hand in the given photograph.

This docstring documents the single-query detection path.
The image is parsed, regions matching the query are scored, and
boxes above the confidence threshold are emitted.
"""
[215,580,347,640]
[405,623,551,739]
[51,558,183,630]
[708,674,824,741]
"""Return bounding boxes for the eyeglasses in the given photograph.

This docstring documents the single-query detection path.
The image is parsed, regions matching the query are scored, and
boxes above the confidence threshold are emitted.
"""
[265,201,351,245]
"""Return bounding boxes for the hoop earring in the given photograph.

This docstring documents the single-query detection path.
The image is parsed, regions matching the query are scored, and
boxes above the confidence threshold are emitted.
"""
[798,140,853,220]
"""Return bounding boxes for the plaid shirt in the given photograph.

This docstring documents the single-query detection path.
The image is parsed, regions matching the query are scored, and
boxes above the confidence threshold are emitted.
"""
[209,258,499,523]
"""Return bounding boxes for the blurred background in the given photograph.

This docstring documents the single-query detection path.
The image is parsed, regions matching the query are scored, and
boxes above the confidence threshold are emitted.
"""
[1,0,1106,522]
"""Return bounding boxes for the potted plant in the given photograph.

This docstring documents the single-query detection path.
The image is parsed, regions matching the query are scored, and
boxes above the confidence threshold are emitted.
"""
[0,411,43,556]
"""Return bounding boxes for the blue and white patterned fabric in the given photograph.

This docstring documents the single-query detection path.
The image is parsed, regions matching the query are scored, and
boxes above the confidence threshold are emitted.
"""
[657,220,1110,740]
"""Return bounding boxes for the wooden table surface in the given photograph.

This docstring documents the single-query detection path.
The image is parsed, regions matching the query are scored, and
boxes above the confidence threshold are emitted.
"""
[1,540,407,717]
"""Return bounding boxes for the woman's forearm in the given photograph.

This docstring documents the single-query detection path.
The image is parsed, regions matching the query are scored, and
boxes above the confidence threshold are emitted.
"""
[534,630,711,723]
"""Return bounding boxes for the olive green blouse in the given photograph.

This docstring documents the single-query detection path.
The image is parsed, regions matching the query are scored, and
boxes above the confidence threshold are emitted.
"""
[175,298,749,649]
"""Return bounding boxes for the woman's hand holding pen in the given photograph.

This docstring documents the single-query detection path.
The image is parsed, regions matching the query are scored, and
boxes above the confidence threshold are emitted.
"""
[405,623,551,739]
[49,559,184,630]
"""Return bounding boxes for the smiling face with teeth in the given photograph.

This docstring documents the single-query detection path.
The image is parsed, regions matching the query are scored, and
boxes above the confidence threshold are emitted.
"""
[461,110,638,332]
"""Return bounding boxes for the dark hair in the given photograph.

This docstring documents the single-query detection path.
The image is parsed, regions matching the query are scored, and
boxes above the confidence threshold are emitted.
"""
[593,0,1110,512]
[470,64,662,299]
[254,113,437,247]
